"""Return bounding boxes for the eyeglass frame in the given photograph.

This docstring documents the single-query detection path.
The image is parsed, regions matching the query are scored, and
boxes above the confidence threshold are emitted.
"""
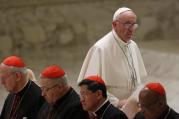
[115,19,138,29]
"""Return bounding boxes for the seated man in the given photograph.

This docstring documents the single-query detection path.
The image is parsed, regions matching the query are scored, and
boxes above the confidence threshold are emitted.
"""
[0,56,44,119]
[36,65,89,119]
[134,82,179,119]
[79,75,128,119]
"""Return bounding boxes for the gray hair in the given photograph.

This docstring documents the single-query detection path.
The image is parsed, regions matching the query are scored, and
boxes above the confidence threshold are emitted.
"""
[56,75,68,86]
[0,63,28,74]
[43,74,69,86]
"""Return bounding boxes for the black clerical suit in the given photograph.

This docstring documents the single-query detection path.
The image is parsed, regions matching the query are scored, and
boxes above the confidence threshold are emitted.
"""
[94,101,128,119]
[36,88,89,119]
[134,106,179,119]
[0,80,44,119]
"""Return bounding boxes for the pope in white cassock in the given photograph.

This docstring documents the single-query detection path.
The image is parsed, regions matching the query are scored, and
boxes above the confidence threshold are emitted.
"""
[77,7,147,119]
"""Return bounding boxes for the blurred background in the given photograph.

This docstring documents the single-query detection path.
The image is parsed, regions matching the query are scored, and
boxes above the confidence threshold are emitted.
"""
[0,0,179,112]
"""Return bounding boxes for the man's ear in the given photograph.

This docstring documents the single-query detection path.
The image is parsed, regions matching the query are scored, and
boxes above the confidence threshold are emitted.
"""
[95,90,103,99]
[112,21,117,28]
[14,72,21,81]
[158,97,165,107]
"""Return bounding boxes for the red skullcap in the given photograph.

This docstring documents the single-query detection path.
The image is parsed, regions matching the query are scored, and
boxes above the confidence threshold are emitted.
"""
[41,65,65,79]
[145,82,165,96]
[2,56,25,68]
[85,75,105,85]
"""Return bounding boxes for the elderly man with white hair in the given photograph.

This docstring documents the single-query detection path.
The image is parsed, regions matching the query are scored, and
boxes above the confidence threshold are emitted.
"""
[0,55,44,119]
[36,65,89,119]
[78,7,147,118]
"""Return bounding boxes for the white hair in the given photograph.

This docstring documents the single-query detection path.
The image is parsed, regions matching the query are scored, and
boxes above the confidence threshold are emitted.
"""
[0,63,28,74]
[27,68,36,82]
[56,75,68,86]
[40,74,68,86]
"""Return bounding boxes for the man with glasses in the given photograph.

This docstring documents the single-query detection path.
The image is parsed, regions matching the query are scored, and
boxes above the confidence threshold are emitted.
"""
[78,7,147,118]
[0,56,44,119]
[134,82,179,119]
[36,65,89,119]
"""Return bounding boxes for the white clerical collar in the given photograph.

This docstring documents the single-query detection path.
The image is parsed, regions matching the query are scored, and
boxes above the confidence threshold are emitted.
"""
[112,29,131,47]
[92,99,108,116]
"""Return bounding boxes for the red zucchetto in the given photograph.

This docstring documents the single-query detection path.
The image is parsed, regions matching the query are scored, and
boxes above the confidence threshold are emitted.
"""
[85,75,105,85]
[1,56,25,68]
[145,82,165,96]
[41,65,65,79]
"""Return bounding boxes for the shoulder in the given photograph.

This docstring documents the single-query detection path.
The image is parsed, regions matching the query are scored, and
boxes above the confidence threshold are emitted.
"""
[169,108,179,119]
[69,89,80,100]
[105,105,128,119]
[89,32,117,54]
[64,105,89,119]
[39,102,49,111]
[62,95,89,119]
[30,80,40,88]
[2,93,14,108]
[130,40,138,47]
[36,102,50,118]
[29,81,41,93]
[65,89,81,106]
[133,112,144,119]
[25,81,43,103]
[94,32,115,48]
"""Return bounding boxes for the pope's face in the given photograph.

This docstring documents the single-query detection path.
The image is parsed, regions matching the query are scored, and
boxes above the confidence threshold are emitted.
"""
[113,11,137,43]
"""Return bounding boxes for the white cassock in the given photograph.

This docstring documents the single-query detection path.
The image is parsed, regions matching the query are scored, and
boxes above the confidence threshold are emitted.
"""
[77,29,147,117]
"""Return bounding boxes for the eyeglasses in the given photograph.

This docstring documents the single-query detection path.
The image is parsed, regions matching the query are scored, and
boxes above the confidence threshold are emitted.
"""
[41,84,58,92]
[116,19,138,29]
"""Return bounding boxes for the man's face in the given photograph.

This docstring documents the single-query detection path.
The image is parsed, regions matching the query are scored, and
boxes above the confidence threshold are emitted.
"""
[139,90,162,119]
[113,11,137,43]
[0,71,17,92]
[80,85,101,112]
[40,79,59,104]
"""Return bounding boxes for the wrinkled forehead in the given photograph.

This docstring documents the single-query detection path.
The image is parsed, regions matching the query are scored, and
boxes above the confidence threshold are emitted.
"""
[39,77,57,87]
[0,65,12,74]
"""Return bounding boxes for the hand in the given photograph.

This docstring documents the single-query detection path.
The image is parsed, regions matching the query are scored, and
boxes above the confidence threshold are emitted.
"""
[121,99,140,119]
